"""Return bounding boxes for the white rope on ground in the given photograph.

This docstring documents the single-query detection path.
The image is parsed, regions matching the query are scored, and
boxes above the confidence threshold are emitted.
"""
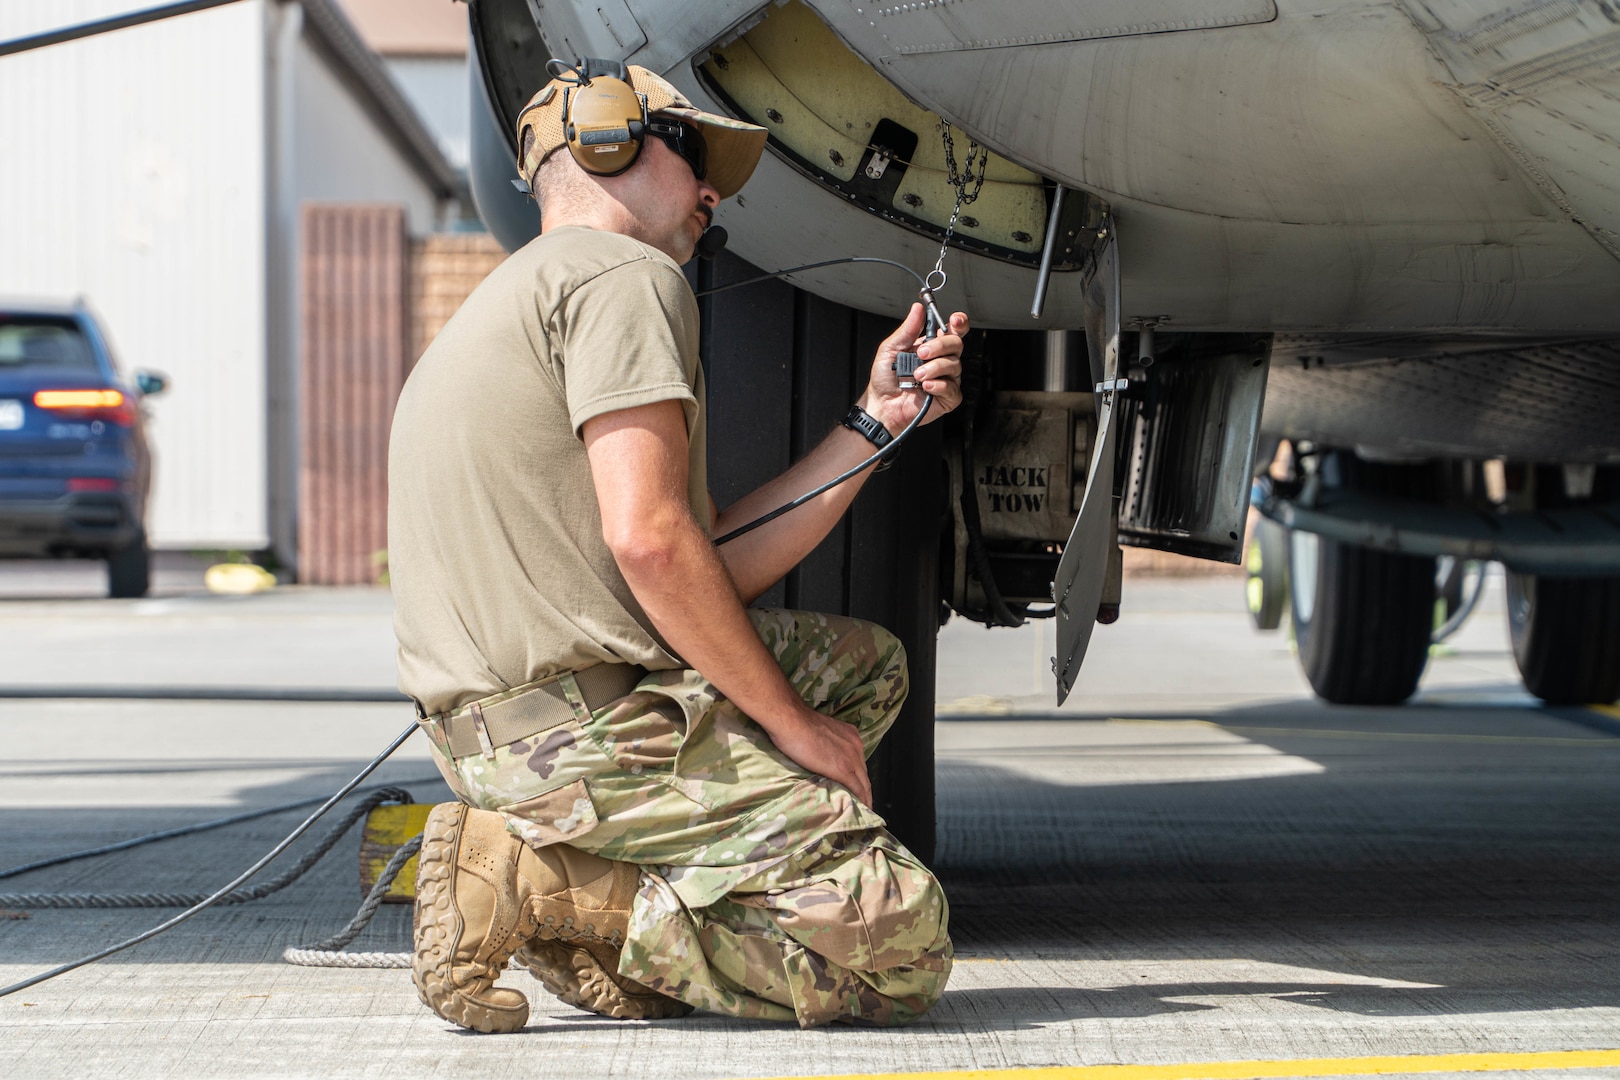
[282,834,421,968]
[0,722,423,999]
[283,949,412,968]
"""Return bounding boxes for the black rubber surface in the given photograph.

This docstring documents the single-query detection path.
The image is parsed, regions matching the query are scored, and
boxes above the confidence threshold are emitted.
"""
[1294,536,1435,705]
[1246,516,1288,631]
[106,535,150,599]
[1509,572,1620,705]
[1505,464,1620,705]
[1289,453,1438,705]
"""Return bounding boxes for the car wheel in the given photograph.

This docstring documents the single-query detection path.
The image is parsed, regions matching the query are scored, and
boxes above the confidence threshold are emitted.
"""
[107,534,151,598]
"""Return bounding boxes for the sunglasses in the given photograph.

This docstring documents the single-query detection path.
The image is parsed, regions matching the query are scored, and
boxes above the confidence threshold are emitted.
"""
[645,118,708,182]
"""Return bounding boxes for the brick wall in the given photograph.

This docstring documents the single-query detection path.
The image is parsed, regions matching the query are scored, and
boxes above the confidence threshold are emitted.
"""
[299,219,504,584]
[300,205,408,586]
[409,231,507,364]
[1122,546,1242,577]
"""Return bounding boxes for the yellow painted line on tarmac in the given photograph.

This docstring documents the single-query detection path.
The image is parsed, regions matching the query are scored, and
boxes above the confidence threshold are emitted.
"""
[1095,718,1614,747]
[745,1049,1620,1080]
[1216,724,1618,747]
[1590,704,1620,721]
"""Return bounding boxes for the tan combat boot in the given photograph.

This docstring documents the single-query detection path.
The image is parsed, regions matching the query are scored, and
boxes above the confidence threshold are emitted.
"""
[411,802,689,1033]
[510,832,693,1020]
[513,937,693,1021]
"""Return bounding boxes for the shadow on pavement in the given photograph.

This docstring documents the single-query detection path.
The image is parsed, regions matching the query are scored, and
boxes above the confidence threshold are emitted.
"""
[932,699,1620,1025]
[2,699,1616,1034]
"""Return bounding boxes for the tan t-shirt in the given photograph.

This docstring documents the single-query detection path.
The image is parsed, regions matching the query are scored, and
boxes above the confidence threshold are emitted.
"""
[388,226,708,715]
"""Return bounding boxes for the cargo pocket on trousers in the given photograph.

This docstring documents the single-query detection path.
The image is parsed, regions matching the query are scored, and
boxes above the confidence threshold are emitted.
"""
[636,675,727,812]
[498,778,599,849]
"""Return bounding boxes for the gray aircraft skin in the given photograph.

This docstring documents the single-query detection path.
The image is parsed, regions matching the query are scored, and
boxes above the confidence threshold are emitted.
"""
[476,1,1620,328]
[468,0,1620,709]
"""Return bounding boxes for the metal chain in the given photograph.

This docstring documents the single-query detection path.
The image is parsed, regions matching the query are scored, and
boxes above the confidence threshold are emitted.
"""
[928,120,990,291]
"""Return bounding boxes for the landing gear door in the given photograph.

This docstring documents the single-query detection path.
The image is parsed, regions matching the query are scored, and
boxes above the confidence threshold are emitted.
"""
[1117,335,1272,563]
[1052,219,1120,705]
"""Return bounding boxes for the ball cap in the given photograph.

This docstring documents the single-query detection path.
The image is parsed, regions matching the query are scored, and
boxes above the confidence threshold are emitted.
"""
[517,64,768,200]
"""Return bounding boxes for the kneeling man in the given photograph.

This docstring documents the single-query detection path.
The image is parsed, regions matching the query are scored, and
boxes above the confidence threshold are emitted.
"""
[388,60,968,1033]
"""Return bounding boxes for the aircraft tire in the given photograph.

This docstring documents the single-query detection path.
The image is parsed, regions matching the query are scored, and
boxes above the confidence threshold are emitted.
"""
[1289,530,1434,705]
[1245,516,1288,631]
[1507,572,1620,705]
[107,533,151,599]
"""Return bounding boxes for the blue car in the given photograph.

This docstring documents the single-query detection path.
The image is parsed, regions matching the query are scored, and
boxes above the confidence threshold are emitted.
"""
[0,301,166,597]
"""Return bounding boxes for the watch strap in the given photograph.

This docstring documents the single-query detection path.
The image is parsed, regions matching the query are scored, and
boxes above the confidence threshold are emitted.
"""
[841,404,892,449]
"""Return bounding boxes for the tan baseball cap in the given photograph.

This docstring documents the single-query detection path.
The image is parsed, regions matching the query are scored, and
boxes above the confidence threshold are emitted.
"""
[516,64,768,201]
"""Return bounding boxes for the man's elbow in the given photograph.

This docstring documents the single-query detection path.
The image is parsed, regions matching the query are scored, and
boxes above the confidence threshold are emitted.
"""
[602,512,695,576]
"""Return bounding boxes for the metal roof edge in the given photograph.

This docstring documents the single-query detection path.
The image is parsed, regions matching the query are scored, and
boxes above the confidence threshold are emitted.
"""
[293,0,465,203]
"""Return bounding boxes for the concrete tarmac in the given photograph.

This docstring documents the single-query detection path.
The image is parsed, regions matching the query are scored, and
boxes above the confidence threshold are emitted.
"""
[0,561,1616,1079]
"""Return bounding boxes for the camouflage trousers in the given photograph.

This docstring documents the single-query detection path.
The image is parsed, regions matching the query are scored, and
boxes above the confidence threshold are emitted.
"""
[421,609,953,1028]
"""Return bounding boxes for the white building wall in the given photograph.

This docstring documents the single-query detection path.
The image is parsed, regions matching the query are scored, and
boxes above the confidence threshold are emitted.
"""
[0,0,270,549]
[291,35,442,232]
[262,27,443,567]
[384,56,470,172]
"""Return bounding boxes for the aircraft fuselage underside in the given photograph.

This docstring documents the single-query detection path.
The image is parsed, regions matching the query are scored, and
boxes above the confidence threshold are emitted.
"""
[467,0,1620,712]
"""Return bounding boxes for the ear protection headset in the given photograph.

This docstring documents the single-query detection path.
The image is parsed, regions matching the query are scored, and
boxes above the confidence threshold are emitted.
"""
[549,58,649,177]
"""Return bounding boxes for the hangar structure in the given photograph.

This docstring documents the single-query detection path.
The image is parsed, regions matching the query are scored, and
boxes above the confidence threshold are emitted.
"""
[0,0,459,558]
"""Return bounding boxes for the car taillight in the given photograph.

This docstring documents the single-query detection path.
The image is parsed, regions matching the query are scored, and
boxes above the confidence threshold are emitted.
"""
[33,389,135,425]
[67,478,121,493]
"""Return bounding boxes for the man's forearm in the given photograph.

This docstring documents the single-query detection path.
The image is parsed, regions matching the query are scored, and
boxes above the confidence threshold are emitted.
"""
[586,398,876,804]
[713,422,886,603]
[713,305,966,602]
[617,507,808,731]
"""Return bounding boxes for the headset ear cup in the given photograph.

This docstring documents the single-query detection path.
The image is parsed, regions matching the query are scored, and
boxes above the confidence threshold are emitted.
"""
[619,139,641,172]
[566,122,588,172]
[562,70,648,177]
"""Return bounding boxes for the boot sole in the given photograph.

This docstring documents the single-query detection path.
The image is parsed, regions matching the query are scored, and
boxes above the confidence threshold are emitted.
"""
[412,803,530,1034]
[514,939,694,1021]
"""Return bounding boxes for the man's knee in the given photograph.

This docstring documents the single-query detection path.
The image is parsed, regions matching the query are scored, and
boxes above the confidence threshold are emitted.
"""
[873,941,952,1019]
[844,618,907,720]
[862,859,947,970]
[867,622,907,689]
[763,846,947,974]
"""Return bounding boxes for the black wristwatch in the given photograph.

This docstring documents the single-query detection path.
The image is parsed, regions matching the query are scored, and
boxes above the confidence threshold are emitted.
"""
[840,404,892,449]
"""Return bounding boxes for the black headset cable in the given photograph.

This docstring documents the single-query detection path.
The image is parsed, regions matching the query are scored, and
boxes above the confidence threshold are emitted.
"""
[699,256,945,545]
[0,722,419,999]
[714,394,931,547]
